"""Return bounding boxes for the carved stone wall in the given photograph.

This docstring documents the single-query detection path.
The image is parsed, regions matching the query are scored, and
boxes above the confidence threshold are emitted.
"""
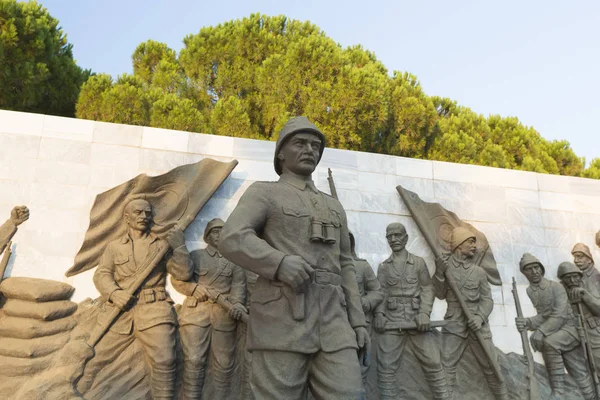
[2,108,600,363]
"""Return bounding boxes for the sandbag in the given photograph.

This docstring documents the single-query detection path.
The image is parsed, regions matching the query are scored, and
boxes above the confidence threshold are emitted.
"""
[0,316,76,339]
[0,331,70,358]
[0,353,53,377]
[3,299,77,321]
[0,277,74,302]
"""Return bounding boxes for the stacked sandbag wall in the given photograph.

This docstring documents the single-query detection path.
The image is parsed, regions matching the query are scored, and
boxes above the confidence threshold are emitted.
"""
[0,277,77,397]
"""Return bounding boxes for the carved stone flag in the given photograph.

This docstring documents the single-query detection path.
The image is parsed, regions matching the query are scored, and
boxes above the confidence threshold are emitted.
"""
[397,185,501,285]
[66,158,238,277]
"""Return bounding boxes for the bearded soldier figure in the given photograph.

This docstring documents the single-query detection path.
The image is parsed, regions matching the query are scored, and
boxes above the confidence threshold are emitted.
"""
[172,218,247,400]
[219,116,369,399]
[517,254,594,399]
[374,222,448,399]
[433,227,508,400]
[572,243,600,298]
[559,261,600,379]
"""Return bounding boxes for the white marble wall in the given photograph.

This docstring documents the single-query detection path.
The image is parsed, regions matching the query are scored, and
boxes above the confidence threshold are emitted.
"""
[1,109,600,359]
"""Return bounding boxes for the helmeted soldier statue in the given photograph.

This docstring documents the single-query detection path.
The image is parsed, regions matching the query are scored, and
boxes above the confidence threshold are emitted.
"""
[92,198,193,400]
[349,231,383,391]
[172,218,247,400]
[219,116,369,399]
[433,227,508,400]
[559,261,600,379]
[572,243,600,298]
[516,254,594,399]
[374,222,448,399]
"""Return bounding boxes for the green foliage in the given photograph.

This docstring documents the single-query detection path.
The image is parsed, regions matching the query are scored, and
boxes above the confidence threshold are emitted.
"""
[75,13,597,178]
[0,0,89,117]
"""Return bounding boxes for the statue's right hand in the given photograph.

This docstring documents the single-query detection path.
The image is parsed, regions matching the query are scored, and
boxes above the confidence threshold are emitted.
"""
[374,313,387,334]
[276,255,314,291]
[434,257,447,277]
[515,317,528,332]
[110,290,136,311]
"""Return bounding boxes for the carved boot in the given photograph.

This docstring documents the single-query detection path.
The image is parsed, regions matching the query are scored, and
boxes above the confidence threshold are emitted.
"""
[378,373,397,399]
[424,369,450,400]
[547,368,566,399]
[483,373,509,400]
[183,366,205,400]
[445,366,457,400]
[151,366,176,400]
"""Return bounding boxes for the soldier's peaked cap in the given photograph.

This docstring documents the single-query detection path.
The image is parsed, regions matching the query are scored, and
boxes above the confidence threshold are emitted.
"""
[274,116,326,175]
[519,253,545,275]
[571,243,594,263]
[450,227,476,252]
[557,261,582,279]
[203,218,225,242]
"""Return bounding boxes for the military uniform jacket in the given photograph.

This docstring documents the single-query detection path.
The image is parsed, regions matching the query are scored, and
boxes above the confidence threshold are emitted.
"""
[582,266,600,299]
[376,251,434,335]
[219,173,367,353]
[526,278,577,340]
[172,246,246,332]
[355,258,383,323]
[575,293,600,349]
[433,255,493,339]
[94,233,193,334]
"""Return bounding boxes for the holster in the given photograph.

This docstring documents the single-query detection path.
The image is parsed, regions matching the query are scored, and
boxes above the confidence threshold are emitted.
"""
[273,281,305,321]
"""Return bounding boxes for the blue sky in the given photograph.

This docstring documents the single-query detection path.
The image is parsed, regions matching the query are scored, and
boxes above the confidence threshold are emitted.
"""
[41,0,600,164]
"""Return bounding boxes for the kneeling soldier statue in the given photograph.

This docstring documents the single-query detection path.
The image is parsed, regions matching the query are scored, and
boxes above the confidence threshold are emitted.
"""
[559,261,600,384]
[517,253,595,399]
[172,218,247,400]
[374,222,448,399]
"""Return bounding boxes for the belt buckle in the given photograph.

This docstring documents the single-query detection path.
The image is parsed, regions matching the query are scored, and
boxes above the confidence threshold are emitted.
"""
[143,289,155,304]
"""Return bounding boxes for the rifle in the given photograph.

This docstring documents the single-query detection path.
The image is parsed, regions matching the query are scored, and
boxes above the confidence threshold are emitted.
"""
[512,277,541,400]
[205,287,249,325]
[384,320,448,332]
[575,302,600,399]
[327,168,338,200]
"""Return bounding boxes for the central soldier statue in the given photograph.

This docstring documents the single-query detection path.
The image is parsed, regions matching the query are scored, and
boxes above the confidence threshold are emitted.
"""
[219,116,369,399]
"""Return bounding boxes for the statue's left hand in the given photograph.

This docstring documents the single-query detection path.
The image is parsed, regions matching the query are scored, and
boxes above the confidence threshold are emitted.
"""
[229,302,248,321]
[355,326,371,367]
[415,313,431,331]
[467,315,484,332]
[165,225,185,249]
[10,206,29,226]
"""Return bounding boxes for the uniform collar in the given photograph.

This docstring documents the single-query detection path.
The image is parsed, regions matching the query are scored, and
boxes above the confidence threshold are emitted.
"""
[584,266,595,277]
[530,277,549,291]
[450,255,470,269]
[120,232,159,244]
[206,245,222,258]
[279,173,319,193]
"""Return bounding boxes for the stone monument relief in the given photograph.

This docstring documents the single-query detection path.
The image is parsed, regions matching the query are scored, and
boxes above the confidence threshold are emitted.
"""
[2,112,600,399]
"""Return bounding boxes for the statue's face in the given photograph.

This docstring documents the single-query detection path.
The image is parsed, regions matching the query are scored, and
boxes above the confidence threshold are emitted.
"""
[386,229,408,252]
[124,200,153,232]
[457,237,476,259]
[562,272,582,289]
[522,263,543,284]
[206,227,221,248]
[278,132,321,176]
[573,252,593,270]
